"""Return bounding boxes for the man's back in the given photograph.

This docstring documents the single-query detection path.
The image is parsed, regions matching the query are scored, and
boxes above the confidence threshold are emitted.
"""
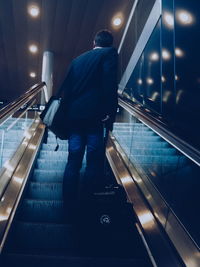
[62,47,118,123]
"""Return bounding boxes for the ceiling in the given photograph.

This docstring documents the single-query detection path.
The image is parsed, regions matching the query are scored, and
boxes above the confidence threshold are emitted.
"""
[0,0,134,103]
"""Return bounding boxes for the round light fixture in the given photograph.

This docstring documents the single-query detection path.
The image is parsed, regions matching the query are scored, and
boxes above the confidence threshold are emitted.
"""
[30,72,36,78]
[113,17,122,26]
[112,13,123,28]
[29,44,38,53]
[28,5,40,17]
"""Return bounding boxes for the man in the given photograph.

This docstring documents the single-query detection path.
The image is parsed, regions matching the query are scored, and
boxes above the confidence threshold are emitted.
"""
[59,30,118,220]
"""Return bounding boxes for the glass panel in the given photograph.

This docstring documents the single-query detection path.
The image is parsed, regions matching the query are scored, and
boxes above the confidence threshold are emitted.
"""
[0,106,36,170]
[122,19,162,113]
[123,53,144,103]
[113,108,137,159]
[174,0,200,148]
[119,0,156,78]
[142,19,161,113]
[114,111,200,247]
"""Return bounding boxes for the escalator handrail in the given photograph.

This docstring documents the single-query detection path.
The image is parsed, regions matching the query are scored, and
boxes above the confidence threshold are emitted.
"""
[119,97,200,166]
[0,82,46,125]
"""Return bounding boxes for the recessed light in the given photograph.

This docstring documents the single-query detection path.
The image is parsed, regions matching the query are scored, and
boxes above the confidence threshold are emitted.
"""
[112,14,123,28]
[30,72,36,78]
[28,5,40,17]
[113,17,122,26]
[29,44,38,53]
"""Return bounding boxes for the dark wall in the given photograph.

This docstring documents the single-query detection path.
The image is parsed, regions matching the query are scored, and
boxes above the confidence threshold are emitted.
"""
[120,0,200,148]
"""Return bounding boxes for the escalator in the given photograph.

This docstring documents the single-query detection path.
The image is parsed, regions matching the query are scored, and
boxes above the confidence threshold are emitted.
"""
[0,83,192,266]
[0,129,153,267]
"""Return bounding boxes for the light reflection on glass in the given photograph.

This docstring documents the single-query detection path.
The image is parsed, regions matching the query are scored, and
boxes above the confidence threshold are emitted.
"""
[137,79,143,85]
[151,92,159,101]
[175,75,179,81]
[150,52,159,61]
[163,91,172,103]
[162,49,171,60]
[147,78,154,85]
[162,76,166,83]
[176,89,184,104]
[175,47,184,57]
[176,10,194,25]
[163,12,174,28]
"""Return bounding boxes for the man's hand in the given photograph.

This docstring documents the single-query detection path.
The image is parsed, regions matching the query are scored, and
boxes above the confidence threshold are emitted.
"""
[102,115,114,131]
[102,115,110,122]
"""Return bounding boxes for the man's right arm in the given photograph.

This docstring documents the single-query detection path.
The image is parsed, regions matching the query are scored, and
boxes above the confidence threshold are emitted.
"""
[102,48,118,130]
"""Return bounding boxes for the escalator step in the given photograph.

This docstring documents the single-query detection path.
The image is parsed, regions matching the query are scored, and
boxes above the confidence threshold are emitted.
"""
[1,253,150,267]
[27,182,62,200]
[130,148,176,156]
[32,169,64,182]
[39,151,68,159]
[7,222,76,250]
[41,144,68,151]
[18,199,65,223]
[131,155,187,165]
[36,159,66,170]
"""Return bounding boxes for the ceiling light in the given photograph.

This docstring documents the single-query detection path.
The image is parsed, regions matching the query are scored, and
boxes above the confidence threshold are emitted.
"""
[113,17,122,26]
[112,13,123,28]
[30,72,36,78]
[29,44,38,53]
[28,5,40,17]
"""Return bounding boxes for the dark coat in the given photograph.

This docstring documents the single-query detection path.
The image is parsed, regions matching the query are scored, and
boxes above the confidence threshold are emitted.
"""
[59,47,118,128]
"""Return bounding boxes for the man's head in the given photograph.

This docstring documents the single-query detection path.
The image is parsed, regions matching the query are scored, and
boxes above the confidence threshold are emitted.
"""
[94,30,113,48]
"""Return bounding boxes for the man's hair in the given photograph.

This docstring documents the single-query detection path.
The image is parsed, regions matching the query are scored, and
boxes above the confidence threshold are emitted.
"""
[94,30,113,47]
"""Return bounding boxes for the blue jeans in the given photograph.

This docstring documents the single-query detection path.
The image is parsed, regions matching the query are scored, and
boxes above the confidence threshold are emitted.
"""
[63,125,105,214]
